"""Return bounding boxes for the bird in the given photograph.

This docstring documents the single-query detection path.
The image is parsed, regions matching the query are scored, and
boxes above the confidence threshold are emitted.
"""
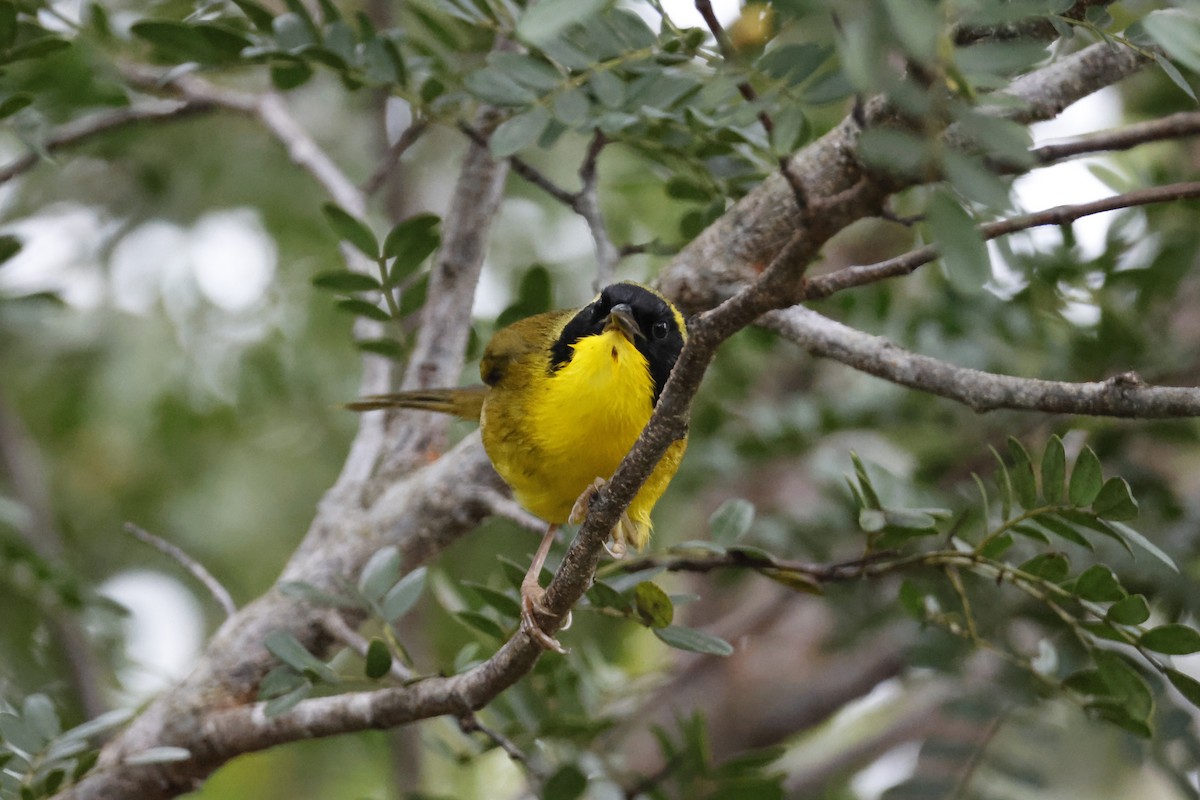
[348,281,688,653]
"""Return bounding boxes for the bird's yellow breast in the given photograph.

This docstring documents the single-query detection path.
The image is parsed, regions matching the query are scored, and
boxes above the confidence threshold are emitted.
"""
[480,325,684,550]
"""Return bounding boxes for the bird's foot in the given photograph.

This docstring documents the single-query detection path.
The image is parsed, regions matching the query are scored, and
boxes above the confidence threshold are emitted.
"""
[570,477,632,559]
[569,477,607,525]
[520,580,568,654]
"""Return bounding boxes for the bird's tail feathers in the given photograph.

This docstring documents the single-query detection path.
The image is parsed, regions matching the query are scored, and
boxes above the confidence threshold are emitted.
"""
[344,385,487,420]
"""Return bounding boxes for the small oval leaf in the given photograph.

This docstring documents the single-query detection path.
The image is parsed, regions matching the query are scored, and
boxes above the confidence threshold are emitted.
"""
[634,581,674,628]
[1140,623,1200,655]
[1069,447,1103,507]
[653,624,733,656]
[322,202,378,258]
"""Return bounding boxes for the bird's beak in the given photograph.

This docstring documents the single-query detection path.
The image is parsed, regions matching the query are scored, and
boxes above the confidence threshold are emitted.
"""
[604,303,642,341]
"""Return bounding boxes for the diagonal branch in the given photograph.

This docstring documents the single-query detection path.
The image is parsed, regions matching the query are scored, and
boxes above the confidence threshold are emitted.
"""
[763,306,1200,418]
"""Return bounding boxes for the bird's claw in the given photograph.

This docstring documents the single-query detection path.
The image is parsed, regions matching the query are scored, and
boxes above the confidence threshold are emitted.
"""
[569,477,607,525]
[520,582,568,654]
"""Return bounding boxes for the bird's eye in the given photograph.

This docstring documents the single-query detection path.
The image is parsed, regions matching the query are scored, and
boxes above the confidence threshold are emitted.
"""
[651,319,670,340]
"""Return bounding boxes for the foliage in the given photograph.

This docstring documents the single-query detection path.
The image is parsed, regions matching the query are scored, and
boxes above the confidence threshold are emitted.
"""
[4,0,1200,798]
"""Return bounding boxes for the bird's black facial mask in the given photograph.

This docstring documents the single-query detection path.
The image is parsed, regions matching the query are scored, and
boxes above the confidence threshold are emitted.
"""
[550,283,686,406]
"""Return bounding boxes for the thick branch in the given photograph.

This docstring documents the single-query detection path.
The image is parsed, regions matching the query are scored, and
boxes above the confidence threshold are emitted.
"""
[764,306,1200,417]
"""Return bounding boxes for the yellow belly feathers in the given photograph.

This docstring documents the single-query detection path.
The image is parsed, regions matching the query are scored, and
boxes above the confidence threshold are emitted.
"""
[480,326,684,550]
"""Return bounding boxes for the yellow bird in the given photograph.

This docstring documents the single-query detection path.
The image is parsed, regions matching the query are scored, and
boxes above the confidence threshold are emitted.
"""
[349,282,688,651]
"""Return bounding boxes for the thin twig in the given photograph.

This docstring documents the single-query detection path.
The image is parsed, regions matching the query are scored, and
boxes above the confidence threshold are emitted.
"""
[804,180,1200,300]
[458,121,577,206]
[0,100,216,185]
[1031,109,1200,165]
[324,612,414,681]
[456,713,529,765]
[695,0,806,209]
[476,488,547,536]
[577,131,619,290]
[123,523,237,618]
[362,119,431,196]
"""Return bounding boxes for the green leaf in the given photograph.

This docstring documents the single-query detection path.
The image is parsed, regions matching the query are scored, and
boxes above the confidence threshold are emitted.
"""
[6,36,69,62]
[586,579,631,612]
[859,508,886,533]
[755,42,830,85]
[1009,523,1049,543]
[898,580,925,618]
[355,337,407,360]
[1093,649,1153,721]
[516,0,606,47]
[463,69,538,106]
[1019,552,1069,582]
[928,189,990,292]
[1140,624,1200,655]
[130,21,248,63]
[1032,514,1092,549]
[381,566,427,622]
[1152,52,1197,103]
[1041,435,1066,504]
[0,93,31,119]
[634,581,674,628]
[271,58,313,90]
[1087,701,1152,738]
[456,610,506,639]
[1143,8,1200,74]
[489,52,562,91]
[490,106,551,157]
[1069,447,1103,506]
[359,545,401,602]
[654,624,734,656]
[543,763,587,800]
[279,580,361,609]
[335,298,390,321]
[123,746,192,766]
[364,638,392,679]
[850,452,881,509]
[1072,564,1125,602]
[1165,668,1200,710]
[0,712,43,752]
[322,203,378,258]
[264,683,311,716]
[708,498,755,544]
[383,213,440,283]
[264,630,340,683]
[1107,594,1150,626]
[22,694,59,740]
[398,273,429,317]
[1106,521,1178,572]
[1007,437,1037,510]
[0,1,16,49]
[989,445,1013,521]
[1092,478,1139,521]
[463,581,521,619]
[232,0,276,32]
[978,533,1013,559]
[552,88,591,125]
[311,269,380,292]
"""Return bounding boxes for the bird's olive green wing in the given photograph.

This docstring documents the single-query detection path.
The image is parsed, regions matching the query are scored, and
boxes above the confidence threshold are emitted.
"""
[479,309,573,388]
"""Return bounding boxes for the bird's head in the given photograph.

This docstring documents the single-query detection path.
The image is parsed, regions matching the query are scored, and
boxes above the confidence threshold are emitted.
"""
[551,282,687,405]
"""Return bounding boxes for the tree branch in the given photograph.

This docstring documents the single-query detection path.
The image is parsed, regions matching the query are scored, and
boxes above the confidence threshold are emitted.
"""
[361,118,430,197]
[0,99,217,185]
[123,523,237,619]
[764,306,1200,417]
[802,180,1200,300]
[1032,110,1200,165]
[577,131,619,290]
